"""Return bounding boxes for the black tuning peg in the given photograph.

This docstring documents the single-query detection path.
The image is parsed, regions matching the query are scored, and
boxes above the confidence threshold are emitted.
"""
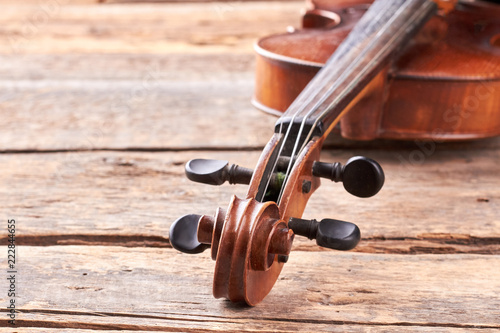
[185,159,253,186]
[288,217,360,251]
[312,156,384,198]
[169,214,210,254]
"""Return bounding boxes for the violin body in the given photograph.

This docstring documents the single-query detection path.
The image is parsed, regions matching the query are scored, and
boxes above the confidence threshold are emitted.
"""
[253,0,500,141]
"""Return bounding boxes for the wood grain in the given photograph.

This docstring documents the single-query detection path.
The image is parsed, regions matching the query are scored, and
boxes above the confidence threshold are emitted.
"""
[1,52,499,151]
[0,0,499,331]
[0,77,278,151]
[1,2,499,151]
[9,328,500,333]
[0,2,302,54]
[1,246,499,331]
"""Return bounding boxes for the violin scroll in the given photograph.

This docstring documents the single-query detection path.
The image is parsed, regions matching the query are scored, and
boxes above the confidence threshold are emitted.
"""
[169,151,384,304]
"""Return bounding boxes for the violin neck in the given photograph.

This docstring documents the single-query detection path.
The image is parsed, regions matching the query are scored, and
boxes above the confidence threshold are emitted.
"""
[277,0,437,139]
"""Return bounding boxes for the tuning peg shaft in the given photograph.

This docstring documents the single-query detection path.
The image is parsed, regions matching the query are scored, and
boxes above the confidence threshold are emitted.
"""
[185,159,253,186]
[312,156,384,198]
[288,217,360,251]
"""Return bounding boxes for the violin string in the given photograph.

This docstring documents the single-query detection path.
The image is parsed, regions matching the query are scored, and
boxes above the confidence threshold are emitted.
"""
[259,114,290,200]
[275,0,405,204]
[296,0,432,157]
[260,1,392,199]
[260,42,350,199]
[282,0,396,123]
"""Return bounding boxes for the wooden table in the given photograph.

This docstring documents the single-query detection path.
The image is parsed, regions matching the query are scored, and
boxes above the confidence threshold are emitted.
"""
[1,1,499,331]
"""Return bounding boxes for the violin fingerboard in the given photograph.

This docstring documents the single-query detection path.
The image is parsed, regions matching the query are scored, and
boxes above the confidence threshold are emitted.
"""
[279,0,437,138]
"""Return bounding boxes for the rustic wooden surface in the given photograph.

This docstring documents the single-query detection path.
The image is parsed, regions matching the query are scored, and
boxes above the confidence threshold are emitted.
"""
[0,1,499,331]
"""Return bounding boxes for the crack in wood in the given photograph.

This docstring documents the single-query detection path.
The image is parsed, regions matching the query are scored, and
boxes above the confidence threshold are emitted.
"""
[0,320,201,332]
[353,235,500,254]
[1,233,499,254]
[0,234,171,248]
[1,139,499,154]
[366,234,500,246]
[0,309,498,331]
[0,146,265,154]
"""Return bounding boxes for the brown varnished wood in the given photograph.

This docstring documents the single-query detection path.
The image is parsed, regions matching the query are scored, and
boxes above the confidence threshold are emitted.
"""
[253,0,500,141]
[197,131,325,305]
[278,136,324,221]
[205,132,324,305]
[212,196,290,305]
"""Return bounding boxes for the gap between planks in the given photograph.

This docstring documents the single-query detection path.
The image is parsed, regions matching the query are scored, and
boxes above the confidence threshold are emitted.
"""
[1,233,500,255]
[1,136,499,153]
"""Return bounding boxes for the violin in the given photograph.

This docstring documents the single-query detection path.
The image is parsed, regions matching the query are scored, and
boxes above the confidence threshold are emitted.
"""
[254,0,500,141]
[169,0,499,305]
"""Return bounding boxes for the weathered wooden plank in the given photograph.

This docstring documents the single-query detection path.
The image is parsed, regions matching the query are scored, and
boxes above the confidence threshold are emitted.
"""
[1,3,499,151]
[7,314,500,332]
[0,0,302,151]
[0,2,302,55]
[2,68,500,152]
[1,246,499,330]
[6,326,497,333]
[0,149,498,250]
[0,78,278,151]
[0,1,497,331]
[0,54,255,81]
[103,0,302,3]
[2,74,500,151]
